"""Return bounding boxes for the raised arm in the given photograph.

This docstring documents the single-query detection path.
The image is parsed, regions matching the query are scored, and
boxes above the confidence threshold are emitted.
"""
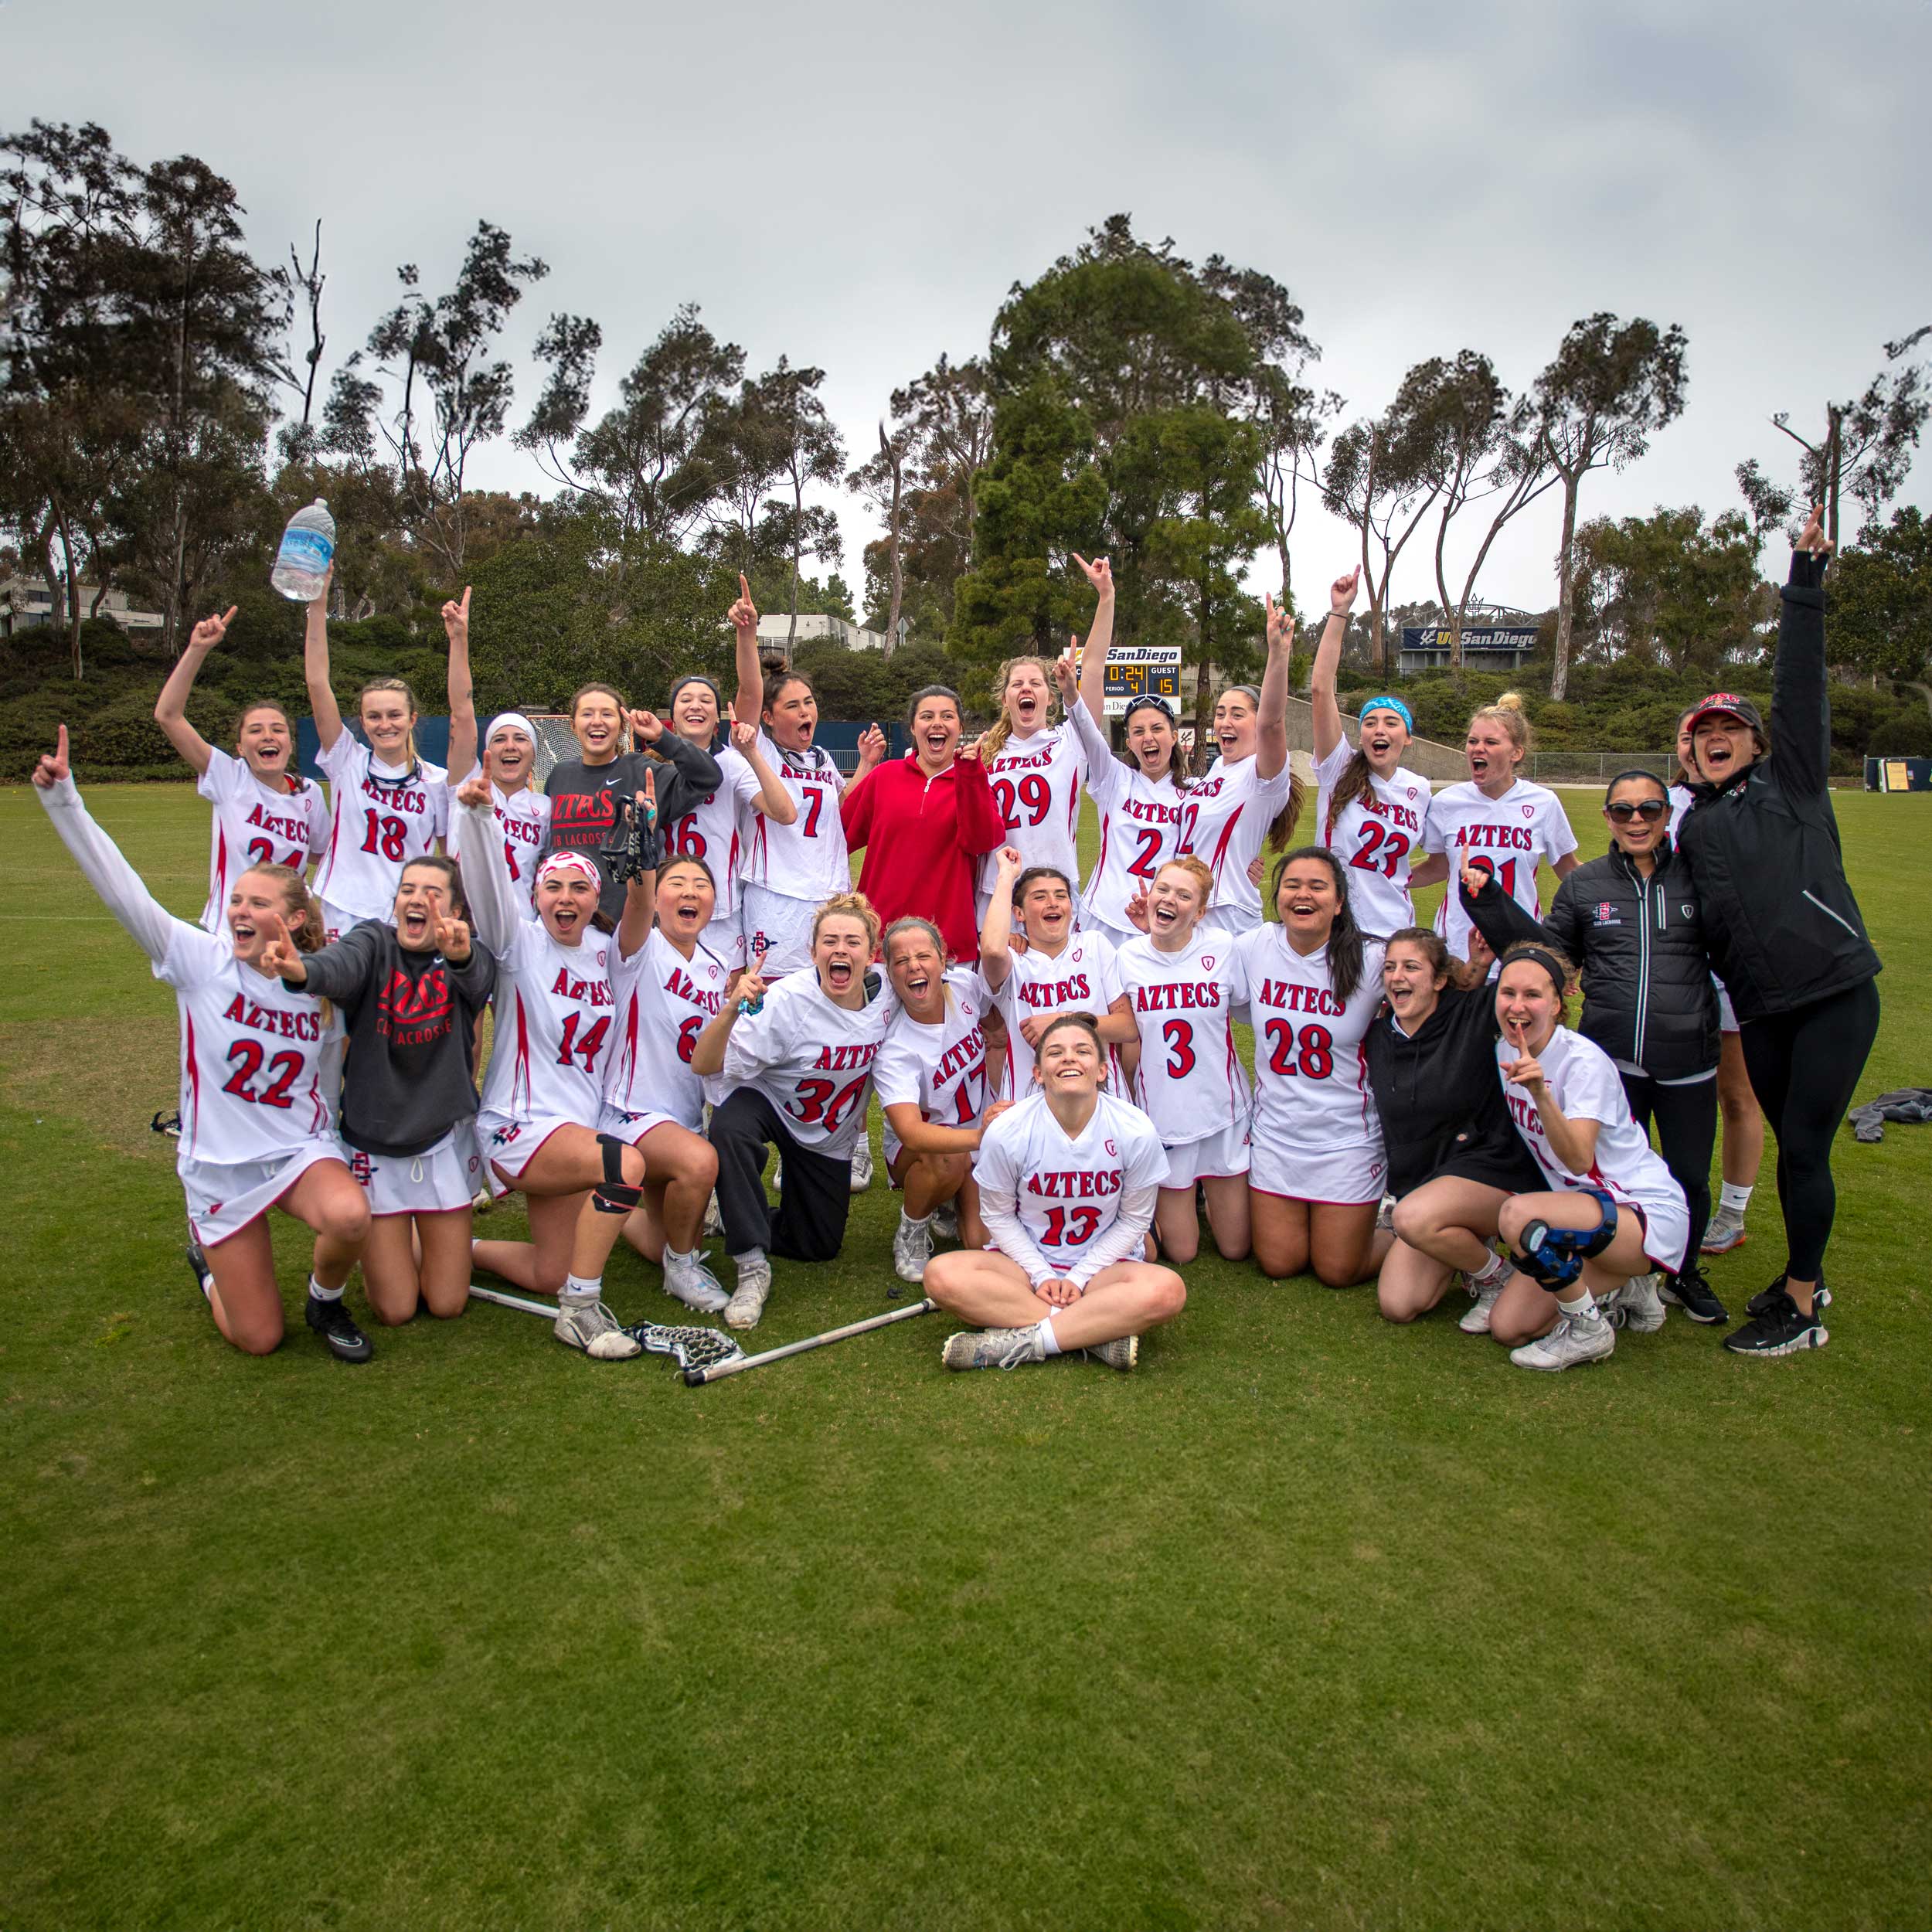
[443,587,477,781]
[842,724,886,804]
[615,776,660,961]
[642,715,723,818]
[952,743,1009,855]
[1772,503,1834,800]
[732,717,797,824]
[451,776,521,957]
[1257,592,1293,783]
[1056,648,1121,799]
[1072,554,1115,721]
[1457,855,1552,956]
[978,845,1024,992]
[1309,567,1359,764]
[727,574,765,726]
[153,607,240,775]
[302,572,344,751]
[32,730,185,966]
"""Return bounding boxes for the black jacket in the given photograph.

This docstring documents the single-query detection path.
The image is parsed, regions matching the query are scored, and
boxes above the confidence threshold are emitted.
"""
[543,734,723,924]
[1676,551,1881,1022]
[1461,849,1719,1083]
[1364,979,1538,1199]
[288,921,496,1157]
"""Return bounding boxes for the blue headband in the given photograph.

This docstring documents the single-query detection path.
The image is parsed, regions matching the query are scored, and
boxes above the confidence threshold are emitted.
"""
[1359,696,1413,734]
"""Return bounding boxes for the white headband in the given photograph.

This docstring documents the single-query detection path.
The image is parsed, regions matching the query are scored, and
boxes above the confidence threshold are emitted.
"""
[485,711,537,748]
[536,851,600,887]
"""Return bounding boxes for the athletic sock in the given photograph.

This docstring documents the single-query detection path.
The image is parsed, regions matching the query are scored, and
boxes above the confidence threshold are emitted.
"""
[900,1210,932,1230]
[308,1277,344,1302]
[664,1245,698,1267]
[1557,1289,1597,1319]
[731,1246,767,1270]
[563,1273,601,1302]
[1719,1182,1753,1215]
[1035,1315,1062,1357]
[1469,1250,1512,1291]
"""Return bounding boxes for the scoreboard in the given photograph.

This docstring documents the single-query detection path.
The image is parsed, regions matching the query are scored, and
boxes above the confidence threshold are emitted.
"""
[1080,641,1183,718]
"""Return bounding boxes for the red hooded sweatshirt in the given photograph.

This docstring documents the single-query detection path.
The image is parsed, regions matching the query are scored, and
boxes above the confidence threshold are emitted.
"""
[842,752,1009,961]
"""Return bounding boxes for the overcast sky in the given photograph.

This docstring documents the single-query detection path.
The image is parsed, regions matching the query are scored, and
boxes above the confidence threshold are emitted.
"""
[15,0,1932,618]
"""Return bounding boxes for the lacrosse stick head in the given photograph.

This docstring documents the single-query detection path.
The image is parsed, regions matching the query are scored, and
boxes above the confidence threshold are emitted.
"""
[625,1322,745,1372]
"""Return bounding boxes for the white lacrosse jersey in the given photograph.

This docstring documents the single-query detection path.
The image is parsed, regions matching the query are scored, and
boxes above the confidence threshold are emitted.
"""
[975,724,1087,901]
[477,922,617,1126]
[1180,753,1296,930]
[445,767,550,899]
[195,748,329,931]
[985,930,1124,1099]
[1423,778,1577,960]
[667,743,750,920]
[1068,699,1184,933]
[1114,932,1250,1143]
[312,734,450,922]
[974,1090,1168,1276]
[736,729,847,903]
[875,966,989,1138]
[1311,740,1434,938]
[605,929,730,1131]
[1668,782,1693,841]
[1234,926,1387,1158]
[720,968,890,1156]
[1498,1026,1689,1265]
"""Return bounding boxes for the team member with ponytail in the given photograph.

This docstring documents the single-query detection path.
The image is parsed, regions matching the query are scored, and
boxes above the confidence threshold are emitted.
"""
[442,587,549,904]
[1459,772,1728,1325]
[263,855,495,1325]
[457,776,658,1360]
[842,684,1007,961]
[694,893,892,1328]
[1057,557,1187,951]
[32,727,372,1362]
[1678,507,1882,1357]
[975,652,1090,928]
[1486,942,1691,1372]
[1181,592,1301,934]
[1670,710,1765,1256]
[154,604,328,930]
[924,1013,1182,1375]
[875,917,995,1284]
[542,682,722,929]
[1115,857,1252,1265]
[1421,693,1578,961]
[305,574,448,943]
[1235,848,1391,1287]
[601,853,730,1314]
[1309,567,1444,934]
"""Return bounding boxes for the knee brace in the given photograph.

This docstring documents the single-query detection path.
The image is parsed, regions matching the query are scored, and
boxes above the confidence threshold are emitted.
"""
[1514,1187,1618,1291]
[592,1132,644,1216]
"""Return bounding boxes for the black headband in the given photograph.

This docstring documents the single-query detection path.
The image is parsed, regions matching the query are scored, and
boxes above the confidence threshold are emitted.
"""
[1509,947,1569,993]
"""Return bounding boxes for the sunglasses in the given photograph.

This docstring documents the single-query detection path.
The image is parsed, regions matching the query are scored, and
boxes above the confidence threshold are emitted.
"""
[1605,800,1668,823]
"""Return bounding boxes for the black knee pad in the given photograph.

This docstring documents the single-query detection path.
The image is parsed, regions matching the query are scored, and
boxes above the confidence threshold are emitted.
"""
[592,1131,644,1216]
[1514,1186,1618,1291]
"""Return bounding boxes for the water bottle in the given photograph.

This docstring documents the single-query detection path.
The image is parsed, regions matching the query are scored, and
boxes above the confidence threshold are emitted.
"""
[271,499,336,602]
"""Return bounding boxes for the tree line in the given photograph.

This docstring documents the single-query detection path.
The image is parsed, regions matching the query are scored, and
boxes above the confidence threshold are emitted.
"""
[4,119,1927,733]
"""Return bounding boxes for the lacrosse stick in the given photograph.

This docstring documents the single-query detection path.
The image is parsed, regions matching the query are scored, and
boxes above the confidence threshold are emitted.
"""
[466,1284,743,1373]
[682,1298,937,1386]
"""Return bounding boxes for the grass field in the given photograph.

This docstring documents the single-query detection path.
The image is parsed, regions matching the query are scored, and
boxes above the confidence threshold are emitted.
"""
[4,779,1928,1932]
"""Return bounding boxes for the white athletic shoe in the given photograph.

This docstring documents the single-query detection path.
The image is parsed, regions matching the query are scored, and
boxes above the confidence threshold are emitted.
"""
[1701,1206,1748,1254]
[941,1326,1046,1372]
[471,1188,492,1216]
[1081,1334,1139,1372]
[1460,1281,1507,1335]
[850,1141,874,1192]
[663,1250,730,1315]
[1604,1272,1666,1334]
[1375,1192,1396,1232]
[554,1295,641,1359]
[931,1200,959,1243]
[893,1213,934,1284]
[702,1191,723,1239]
[724,1253,773,1330]
[1509,1308,1615,1372]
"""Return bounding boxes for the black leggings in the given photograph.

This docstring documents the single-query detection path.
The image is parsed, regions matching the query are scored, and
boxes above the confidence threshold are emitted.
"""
[1738,979,1881,1281]
[1620,1070,1716,1268]
[709,1087,852,1264]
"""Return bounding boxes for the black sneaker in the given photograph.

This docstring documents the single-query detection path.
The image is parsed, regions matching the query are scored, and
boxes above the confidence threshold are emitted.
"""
[1745,1272,1832,1319]
[184,1240,213,1302]
[1723,1287,1828,1357]
[305,1291,373,1362]
[1658,1263,1727,1325]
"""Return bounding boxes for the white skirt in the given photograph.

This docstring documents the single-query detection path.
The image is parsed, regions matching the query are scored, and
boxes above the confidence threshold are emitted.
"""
[597,1100,681,1144]
[475,1109,582,1197]
[1250,1134,1387,1206]
[181,1138,349,1247]
[1160,1116,1251,1189]
[348,1128,481,1217]
[739,886,820,981]
[703,908,747,975]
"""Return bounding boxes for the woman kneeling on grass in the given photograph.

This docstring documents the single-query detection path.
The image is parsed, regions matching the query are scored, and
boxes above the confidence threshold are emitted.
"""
[924,1013,1183,1374]
[457,775,661,1361]
[33,727,373,1361]
[261,855,495,1325]
[1483,943,1691,1372]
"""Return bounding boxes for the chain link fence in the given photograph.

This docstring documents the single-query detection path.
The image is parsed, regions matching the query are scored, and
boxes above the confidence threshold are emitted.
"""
[1526,752,1675,786]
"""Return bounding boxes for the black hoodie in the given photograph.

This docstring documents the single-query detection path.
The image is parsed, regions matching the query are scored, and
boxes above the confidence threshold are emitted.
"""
[543,733,723,924]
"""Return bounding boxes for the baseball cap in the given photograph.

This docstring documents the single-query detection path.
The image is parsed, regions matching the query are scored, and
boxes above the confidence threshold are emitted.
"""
[1685,692,1764,734]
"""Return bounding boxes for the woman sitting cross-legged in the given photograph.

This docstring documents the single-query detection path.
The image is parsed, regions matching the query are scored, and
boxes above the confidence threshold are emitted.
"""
[923,1012,1185,1374]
